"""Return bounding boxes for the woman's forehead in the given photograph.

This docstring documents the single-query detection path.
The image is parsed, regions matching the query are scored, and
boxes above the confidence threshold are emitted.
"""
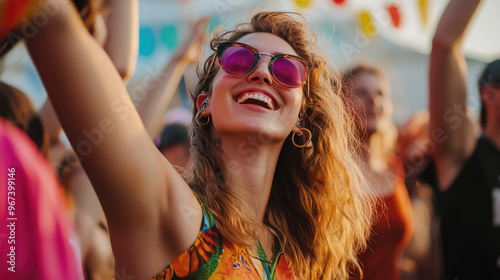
[354,72,381,88]
[237,33,298,56]
[353,72,391,98]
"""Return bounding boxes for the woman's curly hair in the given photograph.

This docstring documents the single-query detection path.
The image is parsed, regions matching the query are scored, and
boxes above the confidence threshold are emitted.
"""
[186,12,374,279]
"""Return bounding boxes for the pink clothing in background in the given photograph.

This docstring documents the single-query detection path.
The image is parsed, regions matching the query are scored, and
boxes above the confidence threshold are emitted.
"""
[0,117,83,279]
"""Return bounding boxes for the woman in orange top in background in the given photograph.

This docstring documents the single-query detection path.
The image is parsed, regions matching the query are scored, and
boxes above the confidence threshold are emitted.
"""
[344,65,413,280]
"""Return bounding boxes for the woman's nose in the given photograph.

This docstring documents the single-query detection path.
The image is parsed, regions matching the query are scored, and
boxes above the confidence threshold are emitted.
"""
[248,55,273,86]
[366,93,383,107]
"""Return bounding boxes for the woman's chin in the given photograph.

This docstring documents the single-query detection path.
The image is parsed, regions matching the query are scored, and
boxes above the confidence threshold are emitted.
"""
[366,118,381,133]
[215,123,287,143]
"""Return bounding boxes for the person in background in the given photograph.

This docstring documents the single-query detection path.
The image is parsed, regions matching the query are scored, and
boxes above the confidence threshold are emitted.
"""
[425,0,500,278]
[396,111,441,280]
[0,30,81,278]
[343,64,413,280]
[156,123,191,172]
[0,81,49,159]
[0,117,83,280]
[136,17,209,137]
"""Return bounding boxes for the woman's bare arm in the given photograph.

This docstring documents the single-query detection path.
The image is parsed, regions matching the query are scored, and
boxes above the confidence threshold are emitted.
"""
[38,0,139,168]
[25,1,201,277]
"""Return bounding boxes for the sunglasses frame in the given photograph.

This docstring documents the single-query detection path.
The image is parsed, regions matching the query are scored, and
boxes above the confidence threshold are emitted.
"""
[216,41,312,88]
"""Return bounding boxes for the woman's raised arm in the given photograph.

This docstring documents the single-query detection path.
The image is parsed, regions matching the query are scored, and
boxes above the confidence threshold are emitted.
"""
[137,17,209,137]
[24,4,202,272]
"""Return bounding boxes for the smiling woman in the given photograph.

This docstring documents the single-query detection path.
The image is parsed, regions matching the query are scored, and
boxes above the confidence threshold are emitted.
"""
[14,1,374,279]
[185,13,375,279]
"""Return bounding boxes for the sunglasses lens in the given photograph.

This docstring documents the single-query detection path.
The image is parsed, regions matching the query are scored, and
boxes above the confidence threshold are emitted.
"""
[272,57,307,87]
[220,46,256,74]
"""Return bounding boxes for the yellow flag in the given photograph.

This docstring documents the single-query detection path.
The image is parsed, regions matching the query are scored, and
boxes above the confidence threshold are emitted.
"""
[418,0,429,28]
[295,0,311,8]
[357,10,377,38]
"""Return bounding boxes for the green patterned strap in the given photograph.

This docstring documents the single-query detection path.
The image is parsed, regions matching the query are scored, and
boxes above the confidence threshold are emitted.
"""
[191,191,216,228]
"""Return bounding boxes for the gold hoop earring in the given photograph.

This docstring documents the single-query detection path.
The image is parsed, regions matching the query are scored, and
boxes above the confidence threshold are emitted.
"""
[292,127,313,148]
[195,110,210,126]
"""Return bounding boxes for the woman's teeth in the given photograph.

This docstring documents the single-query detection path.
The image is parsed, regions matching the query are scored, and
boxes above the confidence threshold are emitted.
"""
[236,93,275,110]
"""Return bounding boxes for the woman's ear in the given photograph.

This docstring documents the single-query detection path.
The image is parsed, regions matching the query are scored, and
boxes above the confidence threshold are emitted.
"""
[292,125,302,134]
[292,114,303,134]
[196,92,209,111]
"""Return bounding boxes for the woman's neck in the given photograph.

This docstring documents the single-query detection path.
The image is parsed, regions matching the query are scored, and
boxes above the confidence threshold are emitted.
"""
[218,135,284,223]
[359,132,387,172]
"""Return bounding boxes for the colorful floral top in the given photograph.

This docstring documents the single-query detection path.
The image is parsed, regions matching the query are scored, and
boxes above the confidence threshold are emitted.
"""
[149,201,295,280]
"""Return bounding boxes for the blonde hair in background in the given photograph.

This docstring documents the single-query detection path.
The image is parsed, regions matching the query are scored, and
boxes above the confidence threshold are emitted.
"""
[343,64,398,172]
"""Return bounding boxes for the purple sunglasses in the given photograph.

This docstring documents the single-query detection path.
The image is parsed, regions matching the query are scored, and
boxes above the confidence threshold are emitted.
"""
[216,42,311,88]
